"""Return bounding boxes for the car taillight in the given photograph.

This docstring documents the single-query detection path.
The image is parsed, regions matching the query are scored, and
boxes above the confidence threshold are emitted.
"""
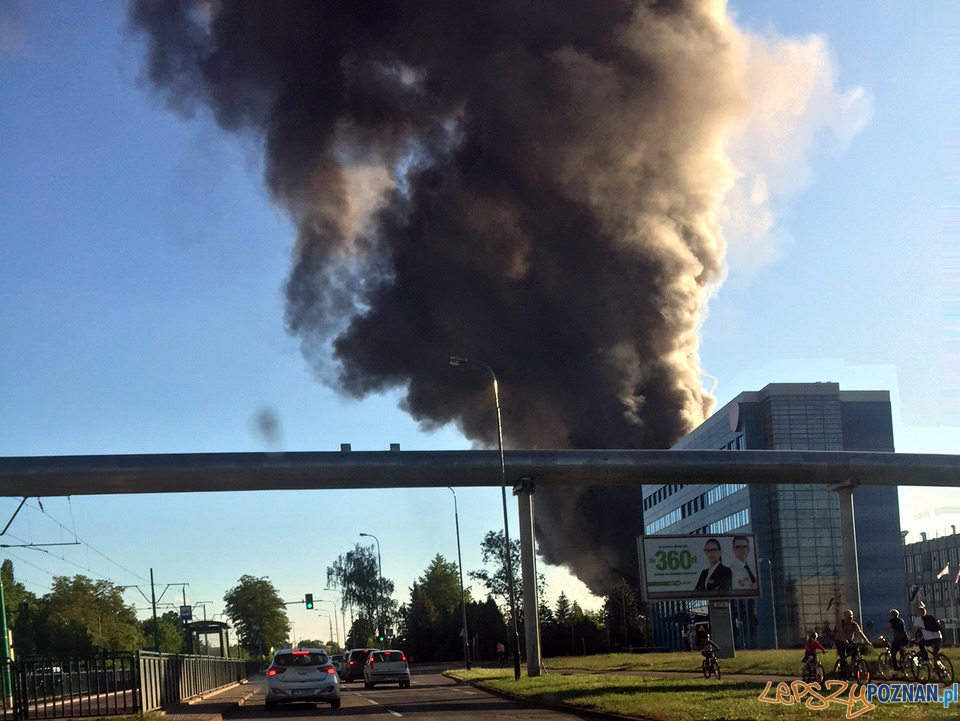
[348,661,354,666]
[324,667,336,674]
[267,668,285,676]
[291,651,309,656]
[401,654,408,664]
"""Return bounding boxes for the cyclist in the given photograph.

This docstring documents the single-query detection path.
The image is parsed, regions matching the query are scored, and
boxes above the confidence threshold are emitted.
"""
[802,631,827,666]
[884,609,909,671]
[700,634,720,662]
[833,609,869,673]
[912,602,943,665]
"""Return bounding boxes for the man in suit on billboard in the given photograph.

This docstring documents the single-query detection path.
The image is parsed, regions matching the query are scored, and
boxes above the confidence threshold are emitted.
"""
[730,535,759,592]
[694,538,732,593]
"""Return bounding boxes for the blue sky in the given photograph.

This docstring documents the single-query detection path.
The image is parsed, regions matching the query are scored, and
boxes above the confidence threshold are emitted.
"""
[1,0,958,646]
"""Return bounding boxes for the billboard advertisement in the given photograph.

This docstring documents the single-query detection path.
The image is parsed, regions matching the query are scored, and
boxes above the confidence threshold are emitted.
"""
[637,533,760,601]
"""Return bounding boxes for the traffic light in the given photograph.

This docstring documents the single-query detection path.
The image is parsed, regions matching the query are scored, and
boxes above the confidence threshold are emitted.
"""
[305,593,314,610]
[377,627,385,643]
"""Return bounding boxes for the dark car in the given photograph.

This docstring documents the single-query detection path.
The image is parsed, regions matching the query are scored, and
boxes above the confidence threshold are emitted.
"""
[340,648,374,683]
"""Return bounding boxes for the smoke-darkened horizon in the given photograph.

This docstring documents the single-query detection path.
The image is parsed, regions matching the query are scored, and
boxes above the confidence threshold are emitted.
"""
[130,0,745,594]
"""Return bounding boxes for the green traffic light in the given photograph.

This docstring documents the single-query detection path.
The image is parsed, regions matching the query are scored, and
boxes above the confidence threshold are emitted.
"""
[305,593,314,609]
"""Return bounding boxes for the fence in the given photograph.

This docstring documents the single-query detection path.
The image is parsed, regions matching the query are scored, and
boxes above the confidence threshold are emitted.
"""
[0,653,250,720]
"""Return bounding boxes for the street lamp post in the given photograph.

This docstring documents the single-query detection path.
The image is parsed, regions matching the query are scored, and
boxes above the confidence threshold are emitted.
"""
[449,356,522,681]
[325,587,348,650]
[317,599,341,649]
[448,487,471,669]
[360,532,384,643]
[761,558,779,649]
[317,611,335,649]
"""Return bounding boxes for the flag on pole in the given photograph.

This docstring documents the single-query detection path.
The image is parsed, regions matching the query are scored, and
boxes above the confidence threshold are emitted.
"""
[937,563,951,579]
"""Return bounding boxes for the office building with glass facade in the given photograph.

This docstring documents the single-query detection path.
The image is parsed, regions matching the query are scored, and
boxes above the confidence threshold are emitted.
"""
[644,382,904,649]
[903,531,960,645]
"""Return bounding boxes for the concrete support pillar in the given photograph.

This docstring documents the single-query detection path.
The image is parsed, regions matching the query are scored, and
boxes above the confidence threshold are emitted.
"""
[514,477,542,677]
[829,479,862,621]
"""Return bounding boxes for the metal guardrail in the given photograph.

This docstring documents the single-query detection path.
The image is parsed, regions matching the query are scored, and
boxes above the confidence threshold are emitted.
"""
[138,652,248,712]
[0,653,249,719]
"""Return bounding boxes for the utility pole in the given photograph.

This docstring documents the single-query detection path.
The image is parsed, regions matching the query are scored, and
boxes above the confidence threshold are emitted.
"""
[0,576,11,706]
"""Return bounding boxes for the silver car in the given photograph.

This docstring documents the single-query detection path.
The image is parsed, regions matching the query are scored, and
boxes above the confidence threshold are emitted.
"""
[362,649,410,688]
[265,648,341,710]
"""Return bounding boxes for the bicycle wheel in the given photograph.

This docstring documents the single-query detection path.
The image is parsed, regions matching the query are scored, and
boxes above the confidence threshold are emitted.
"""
[903,651,919,681]
[801,662,814,682]
[702,660,710,679]
[913,657,930,683]
[852,659,870,686]
[934,655,954,684]
[711,659,721,680]
[875,652,892,681]
[814,662,825,684]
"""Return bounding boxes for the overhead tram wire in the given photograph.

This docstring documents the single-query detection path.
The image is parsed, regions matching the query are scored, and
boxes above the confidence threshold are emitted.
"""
[2,498,148,584]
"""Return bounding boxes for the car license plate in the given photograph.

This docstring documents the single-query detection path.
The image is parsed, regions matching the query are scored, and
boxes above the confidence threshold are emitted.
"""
[293,689,315,696]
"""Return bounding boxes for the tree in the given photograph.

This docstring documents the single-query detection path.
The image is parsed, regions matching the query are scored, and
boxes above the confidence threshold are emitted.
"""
[555,593,571,626]
[416,555,467,615]
[223,575,289,659]
[468,530,545,618]
[298,638,325,649]
[398,554,473,662]
[327,543,396,643]
[3,561,39,656]
[402,586,439,662]
[603,581,645,651]
[44,575,141,653]
[140,611,186,653]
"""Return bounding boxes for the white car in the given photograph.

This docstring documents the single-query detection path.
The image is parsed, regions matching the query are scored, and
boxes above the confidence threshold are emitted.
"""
[362,649,411,688]
[265,648,341,710]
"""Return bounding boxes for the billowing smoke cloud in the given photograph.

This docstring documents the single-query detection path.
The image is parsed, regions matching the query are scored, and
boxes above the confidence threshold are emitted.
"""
[131,0,747,594]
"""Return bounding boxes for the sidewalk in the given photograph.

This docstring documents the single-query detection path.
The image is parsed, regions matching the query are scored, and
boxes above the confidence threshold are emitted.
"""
[162,675,264,721]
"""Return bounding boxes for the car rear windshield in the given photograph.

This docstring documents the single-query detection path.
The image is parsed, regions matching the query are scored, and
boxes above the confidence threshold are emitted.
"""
[274,652,328,667]
[372,651,403,663]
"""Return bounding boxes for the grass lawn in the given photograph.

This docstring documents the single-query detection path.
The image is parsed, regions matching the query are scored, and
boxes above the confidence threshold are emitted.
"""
[446,650,960,720]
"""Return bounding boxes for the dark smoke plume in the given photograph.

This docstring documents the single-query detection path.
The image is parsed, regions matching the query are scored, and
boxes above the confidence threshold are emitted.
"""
[131,0,743,594]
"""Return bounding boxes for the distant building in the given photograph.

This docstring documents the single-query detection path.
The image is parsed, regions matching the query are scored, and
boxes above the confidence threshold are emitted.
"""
[644,382,904,649]
[903,531,960,645]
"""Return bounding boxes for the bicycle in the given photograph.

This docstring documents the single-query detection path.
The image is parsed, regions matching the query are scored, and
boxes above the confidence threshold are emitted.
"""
[911,643,955,684]
[902,642,925,681]
[801,650,825,684]
[833,642,870,686]
[701,654,721,679]
[874,637,907,680]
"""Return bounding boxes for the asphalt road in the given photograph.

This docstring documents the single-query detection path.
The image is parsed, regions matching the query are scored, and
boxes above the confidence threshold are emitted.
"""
[240,671,595,720]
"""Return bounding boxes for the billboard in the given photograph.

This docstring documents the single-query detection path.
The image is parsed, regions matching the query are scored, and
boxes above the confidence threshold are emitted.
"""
[637,533,760,601]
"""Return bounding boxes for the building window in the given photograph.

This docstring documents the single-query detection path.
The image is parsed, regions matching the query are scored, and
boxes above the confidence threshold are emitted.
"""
[706,483,746,505]
[645,508,683,534]
[703,509,750,535]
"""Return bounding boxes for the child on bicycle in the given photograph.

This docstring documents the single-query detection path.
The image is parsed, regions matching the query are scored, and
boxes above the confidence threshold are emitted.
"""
[700,634,720,661]
[802,631,826,666]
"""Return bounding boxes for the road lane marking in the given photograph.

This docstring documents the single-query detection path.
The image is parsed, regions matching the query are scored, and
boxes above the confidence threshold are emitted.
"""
[353,693,403,716]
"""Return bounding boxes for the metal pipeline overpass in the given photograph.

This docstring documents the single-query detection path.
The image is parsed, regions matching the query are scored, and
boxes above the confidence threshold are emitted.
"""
[3,448,960,675]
